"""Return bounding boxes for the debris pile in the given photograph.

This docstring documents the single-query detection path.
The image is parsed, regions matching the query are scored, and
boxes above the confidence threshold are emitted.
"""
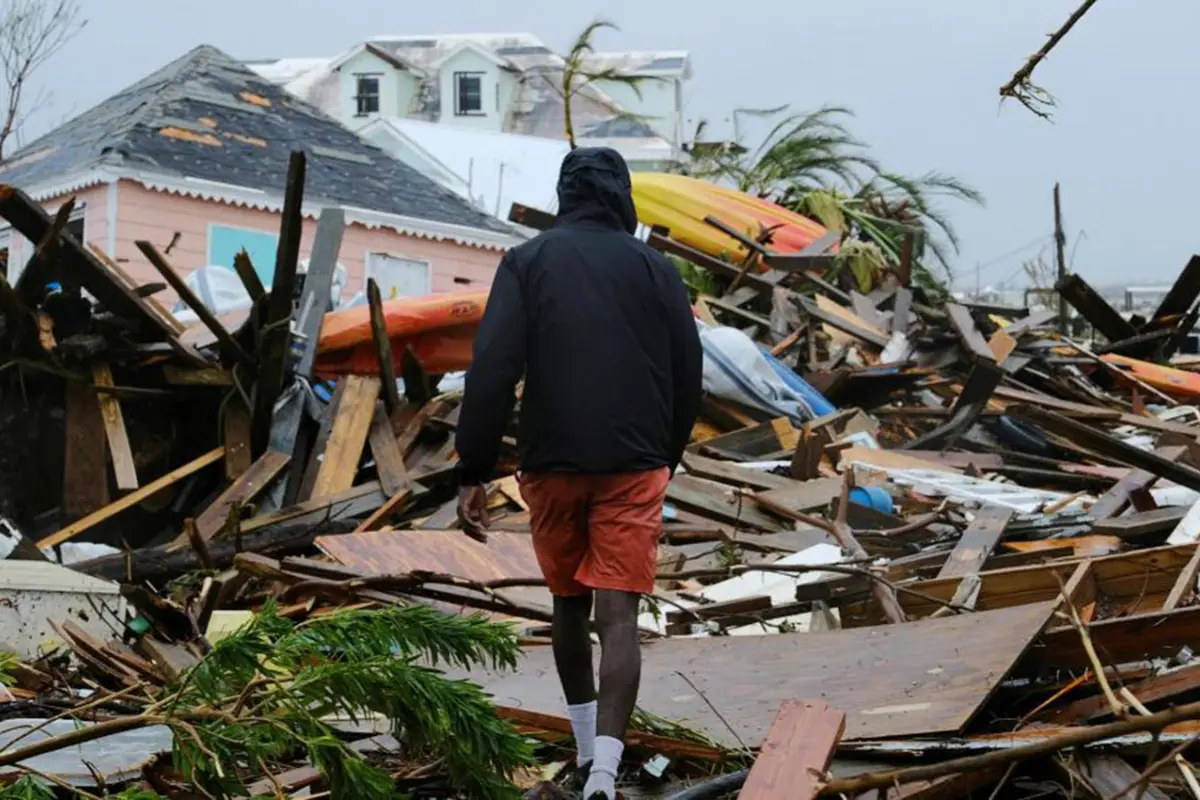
[1,167,1200,798]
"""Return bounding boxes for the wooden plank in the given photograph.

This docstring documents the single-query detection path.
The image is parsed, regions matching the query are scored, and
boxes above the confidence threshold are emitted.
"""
[1055,273,1138,344]
[946,304,995,361]
[467,602,1056,744]
[1152,254,1200,323]
[1076,755,1172,800]
[892,288,912,333]
[222,395,253,481]
[847,543,1199,626]
[1092,506,1189,539]
[739,701,846,800]
[38,448,224,549]
[185,450,291,545]
[367,278,401,415]
[1164,545,1200,611]
[317,529,542,583]
[1090,446,1185,519]
[1049,662,1200,725]
[251,151,309,455]
[667,474,783,530]
[1013,406,1200,493]
[754,478,842,516]
[62,380,109,519]
[231,249,266,302]
[367,401,409,497]
[800,296,890,348]
[937,507,1014,579]
[91,363,138,491]
[680,452,799,492]
[135,240,256,370]
[311,375,381,499]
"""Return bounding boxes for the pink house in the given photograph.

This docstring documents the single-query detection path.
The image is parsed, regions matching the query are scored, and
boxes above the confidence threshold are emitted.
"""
[0,45,522,308]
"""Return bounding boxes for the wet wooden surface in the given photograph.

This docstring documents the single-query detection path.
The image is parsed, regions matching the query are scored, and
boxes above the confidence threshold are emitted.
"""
[739,700,844,800]
[464,602,1054,744]
[316,529,543,583]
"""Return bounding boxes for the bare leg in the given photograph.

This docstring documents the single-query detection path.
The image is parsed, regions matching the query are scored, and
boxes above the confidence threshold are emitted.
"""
[593,589,642,739]
[552,592,595,704]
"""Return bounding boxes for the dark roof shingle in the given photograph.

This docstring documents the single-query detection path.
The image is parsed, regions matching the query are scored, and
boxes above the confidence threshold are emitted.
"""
[0,44,515,237]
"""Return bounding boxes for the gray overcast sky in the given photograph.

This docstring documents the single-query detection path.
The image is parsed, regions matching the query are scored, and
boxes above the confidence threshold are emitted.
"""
[20,0,1199,289]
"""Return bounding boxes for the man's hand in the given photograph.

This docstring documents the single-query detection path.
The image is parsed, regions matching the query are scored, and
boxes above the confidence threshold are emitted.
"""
[456,485,490,543]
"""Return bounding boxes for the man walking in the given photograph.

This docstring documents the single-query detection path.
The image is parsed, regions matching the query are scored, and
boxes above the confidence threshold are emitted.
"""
[455,147,703,800]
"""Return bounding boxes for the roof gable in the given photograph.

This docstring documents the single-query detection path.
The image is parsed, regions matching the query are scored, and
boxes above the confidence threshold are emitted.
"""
[0,44,514,238]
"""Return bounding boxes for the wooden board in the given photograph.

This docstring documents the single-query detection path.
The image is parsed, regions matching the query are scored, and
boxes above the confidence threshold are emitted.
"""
[316,529,542,583]
[186,450,290,544]
[62,380,109,518]
[222,396,253,481]
[367,402,409,497]
[39,448,225,549]
[668,474,782,530]
[740,701,845,800]
[311,375,380,499]
[753,477,842,517]
[937,507,1013,579]
[92,363,138,491]
[465,602,1055,745]
[681,453,799,492]
[1076,755,1171,800]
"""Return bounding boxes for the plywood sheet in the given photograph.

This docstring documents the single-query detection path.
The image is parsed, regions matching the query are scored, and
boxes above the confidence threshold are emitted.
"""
[315,529,542,583]
[465,602,1054,745]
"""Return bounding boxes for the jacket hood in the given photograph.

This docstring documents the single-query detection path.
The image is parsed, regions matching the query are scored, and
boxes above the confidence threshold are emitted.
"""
[555,147,638,234]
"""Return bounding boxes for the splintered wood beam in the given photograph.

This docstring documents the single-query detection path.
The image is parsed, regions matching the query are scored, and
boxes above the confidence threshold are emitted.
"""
[91,363,138,491]
[39,448,225,549]
[367,401,409,497]
[252,150,307,455]
[1055,273,1137,343]
[367,278,401,414]
[136,240,255,370]
[739,700,845,800]
[1152,254,1200,325]
[231,249,266,302]
[311,376,381,499]
[900,358,1004,451]
[507,202,556,231]
[400,346,432,406]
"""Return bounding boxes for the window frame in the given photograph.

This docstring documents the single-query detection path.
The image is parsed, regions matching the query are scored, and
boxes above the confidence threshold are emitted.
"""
[453,71,485,116]
[354,73,382,117]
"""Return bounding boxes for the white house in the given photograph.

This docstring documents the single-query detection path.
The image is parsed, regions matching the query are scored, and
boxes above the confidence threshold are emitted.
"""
[245,33,690,169]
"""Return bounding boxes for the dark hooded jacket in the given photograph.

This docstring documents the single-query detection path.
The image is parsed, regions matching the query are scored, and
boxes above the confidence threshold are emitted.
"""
[455,147,704,485]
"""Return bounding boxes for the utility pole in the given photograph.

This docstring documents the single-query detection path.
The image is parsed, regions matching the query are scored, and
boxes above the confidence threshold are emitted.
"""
[1054,183,1068,334]
[975,261,981,299]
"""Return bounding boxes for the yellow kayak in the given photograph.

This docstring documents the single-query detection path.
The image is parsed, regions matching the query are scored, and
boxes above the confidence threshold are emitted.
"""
[1102,354,1200,399]
[632,173,830,262]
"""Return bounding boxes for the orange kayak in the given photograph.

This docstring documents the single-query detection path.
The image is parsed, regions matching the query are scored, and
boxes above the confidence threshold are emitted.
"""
[1101,354,1200,399]
[314,291,487,378]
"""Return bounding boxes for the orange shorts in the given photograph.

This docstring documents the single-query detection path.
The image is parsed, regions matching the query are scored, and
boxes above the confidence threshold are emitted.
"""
[519,468,670,596]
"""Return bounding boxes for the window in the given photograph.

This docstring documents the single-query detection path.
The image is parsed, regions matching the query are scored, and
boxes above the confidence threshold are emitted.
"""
[454,72,484,116]
[208,224,279,284]
[367,252,431,299]
[354,74,381,116]
[66,217,84,243]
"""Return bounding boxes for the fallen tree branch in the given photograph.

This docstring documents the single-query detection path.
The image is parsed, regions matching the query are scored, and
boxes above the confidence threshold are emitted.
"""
[999,0,1102,118]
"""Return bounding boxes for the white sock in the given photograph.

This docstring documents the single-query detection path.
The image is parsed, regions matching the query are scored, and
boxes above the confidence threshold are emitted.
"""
[567,701,597,767]
[583,735,623,799]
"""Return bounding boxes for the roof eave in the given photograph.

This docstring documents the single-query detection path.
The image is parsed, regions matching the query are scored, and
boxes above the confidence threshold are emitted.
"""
[14,165,523,251]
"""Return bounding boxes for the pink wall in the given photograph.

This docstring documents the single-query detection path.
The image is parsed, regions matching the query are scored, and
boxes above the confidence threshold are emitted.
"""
[30,180,504,307]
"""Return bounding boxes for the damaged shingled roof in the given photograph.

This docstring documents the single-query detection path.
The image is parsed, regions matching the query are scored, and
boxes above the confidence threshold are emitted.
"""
[0,44,517,236]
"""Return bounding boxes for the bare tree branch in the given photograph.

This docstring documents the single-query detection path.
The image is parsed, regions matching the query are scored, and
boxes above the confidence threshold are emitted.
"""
[999,0,1102,119]
[0,0,86,159]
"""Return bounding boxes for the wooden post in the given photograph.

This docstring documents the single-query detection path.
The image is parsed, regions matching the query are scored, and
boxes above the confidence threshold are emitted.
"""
[1054,183,1068,335]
